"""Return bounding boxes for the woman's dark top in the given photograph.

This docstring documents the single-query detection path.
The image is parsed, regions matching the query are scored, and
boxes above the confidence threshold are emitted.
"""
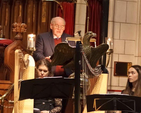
[34,98,62,113]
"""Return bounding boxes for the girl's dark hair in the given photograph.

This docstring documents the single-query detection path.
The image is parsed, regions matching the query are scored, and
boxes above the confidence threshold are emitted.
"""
[123,65,141,97]
[35,59,53,77]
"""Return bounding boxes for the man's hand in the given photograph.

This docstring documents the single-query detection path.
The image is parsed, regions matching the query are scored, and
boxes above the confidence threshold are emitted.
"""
[45,56,51,62]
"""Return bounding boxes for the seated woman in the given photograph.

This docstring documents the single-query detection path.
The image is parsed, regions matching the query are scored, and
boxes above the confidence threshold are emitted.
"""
[117,65,141,113]
[122,65,141,96]
[34,59,62,113]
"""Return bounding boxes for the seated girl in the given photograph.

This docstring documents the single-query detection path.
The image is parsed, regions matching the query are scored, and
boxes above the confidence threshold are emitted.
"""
[34,59,62,113]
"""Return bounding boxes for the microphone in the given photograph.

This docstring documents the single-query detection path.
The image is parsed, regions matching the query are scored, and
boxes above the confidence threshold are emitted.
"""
[74,30,81,36]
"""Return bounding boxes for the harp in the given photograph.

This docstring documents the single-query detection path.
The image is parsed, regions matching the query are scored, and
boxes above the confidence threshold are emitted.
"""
[13,49,35,113]
[75,41,108,113]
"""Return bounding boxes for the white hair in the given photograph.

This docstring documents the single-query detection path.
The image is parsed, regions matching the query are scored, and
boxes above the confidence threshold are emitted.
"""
[51,17,66,25]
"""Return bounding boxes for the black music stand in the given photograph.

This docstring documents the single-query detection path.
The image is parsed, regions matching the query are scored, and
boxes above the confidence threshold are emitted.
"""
[86,94,141,113]
[19,77,74,100]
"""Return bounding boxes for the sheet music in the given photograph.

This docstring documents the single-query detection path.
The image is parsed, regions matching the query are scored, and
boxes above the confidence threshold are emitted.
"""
[39,76,63,79]
[21,76,63,82]
[99,93,129,96]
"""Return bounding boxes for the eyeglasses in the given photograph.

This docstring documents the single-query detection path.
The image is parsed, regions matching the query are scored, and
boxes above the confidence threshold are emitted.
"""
[38,69,48,73]
[53,24,65,30]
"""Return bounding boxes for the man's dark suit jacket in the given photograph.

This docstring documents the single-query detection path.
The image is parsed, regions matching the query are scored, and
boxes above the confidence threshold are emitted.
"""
[33,31,71,61]
[33,31,74,76]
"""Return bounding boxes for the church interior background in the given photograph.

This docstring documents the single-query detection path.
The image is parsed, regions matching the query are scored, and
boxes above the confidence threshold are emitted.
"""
[0,0,141,112]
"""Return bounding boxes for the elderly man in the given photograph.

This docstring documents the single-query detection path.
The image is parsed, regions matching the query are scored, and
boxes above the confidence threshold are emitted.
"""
[33,17,73,76]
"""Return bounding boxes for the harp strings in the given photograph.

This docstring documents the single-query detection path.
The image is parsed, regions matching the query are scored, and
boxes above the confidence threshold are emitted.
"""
[81,55,88,108]
[81,48,102,108]
[17,51,30,90]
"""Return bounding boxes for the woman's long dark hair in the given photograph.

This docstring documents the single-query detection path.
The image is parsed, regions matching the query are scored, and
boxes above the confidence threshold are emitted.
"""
[123,65,141,97]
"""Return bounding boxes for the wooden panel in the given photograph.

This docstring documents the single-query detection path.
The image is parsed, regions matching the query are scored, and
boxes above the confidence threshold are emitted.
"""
[0,46,5,80]
[0,80,13,113]
[0,80,12,90]
[4,40,28,83]
[0,1,11,39]
[37,1,57,34]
